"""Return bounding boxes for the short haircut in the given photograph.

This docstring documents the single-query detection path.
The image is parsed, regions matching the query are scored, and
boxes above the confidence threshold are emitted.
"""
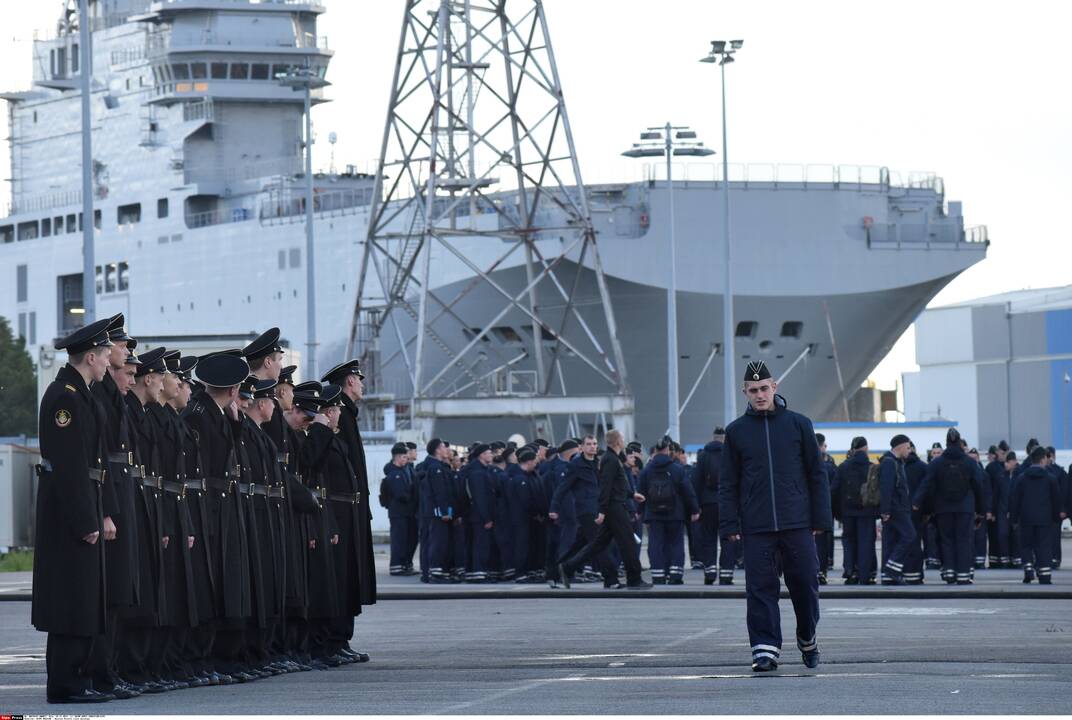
[815,433,826,445]
[582,434,597,444]
[69,346,108,366]
[605,429,623,446]
[248,355,268,372]
[1029,446,1047,464]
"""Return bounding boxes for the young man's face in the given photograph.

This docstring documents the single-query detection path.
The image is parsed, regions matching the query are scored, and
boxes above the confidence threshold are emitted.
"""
[743,379,776,412]
[119,365,136,394]
[582,437,598,458]
[108,342,129,369]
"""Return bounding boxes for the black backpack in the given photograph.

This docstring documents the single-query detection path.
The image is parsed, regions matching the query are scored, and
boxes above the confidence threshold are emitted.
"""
[700,450,720,490]
[648,467,675,513]
[939,458,971,502]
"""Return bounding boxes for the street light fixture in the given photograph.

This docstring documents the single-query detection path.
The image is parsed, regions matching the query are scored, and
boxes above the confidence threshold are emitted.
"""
[622,123,714,442]
[278,61,330,379]
[700,38,742,426]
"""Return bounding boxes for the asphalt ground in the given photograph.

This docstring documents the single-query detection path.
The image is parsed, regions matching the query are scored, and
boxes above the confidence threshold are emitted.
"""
[2,536,1069,714]
[1,596,1069,715]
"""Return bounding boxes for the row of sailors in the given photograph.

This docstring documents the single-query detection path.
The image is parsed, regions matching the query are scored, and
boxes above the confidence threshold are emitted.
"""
[33,317,376,704]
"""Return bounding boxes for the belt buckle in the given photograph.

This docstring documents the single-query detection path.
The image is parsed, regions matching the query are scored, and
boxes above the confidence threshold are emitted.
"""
[128,451,134,465]
[248,483,256,497]
[317,487,327,500]
[180,483,187,499]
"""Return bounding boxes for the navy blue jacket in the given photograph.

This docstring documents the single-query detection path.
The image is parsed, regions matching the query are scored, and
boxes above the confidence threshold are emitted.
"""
[637,454,699,522]
[692,441,722,506]
[718,395,832,536]
[1010,465,1062,526]
[878,451,910,516]
[543,456,577,522]
[507,463,538,520]
[912,445,987,515]
[831,450,878,520]
[985,460,1009,515]
[461,459,496,524]
[551,453,600,517]
[904,452,927,500]
[381,461,416,518]
[417,455,453,519]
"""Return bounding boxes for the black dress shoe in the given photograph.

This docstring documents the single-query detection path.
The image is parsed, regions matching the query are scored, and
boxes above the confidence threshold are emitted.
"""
[47,688,115,704]
[704,576,716,586]
[817,574,828,585]
[751,656,778,672]
[106,684,140,700]
[718,578,735,586]
[667,577,684,586]
[801,649,820,669]
[558,564,571,589]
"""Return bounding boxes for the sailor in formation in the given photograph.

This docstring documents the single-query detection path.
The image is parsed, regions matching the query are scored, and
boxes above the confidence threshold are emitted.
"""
[31,320,376,704]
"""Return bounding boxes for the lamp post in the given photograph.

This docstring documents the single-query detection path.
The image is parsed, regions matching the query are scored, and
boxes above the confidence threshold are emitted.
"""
[78,0,95,326]
[701,39,742,426]
[623,124,714,441]
[278,61,329,379]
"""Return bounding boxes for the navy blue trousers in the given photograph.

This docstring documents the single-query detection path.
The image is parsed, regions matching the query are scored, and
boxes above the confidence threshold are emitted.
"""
[647,520,685,580]
[388,515,415,574]
[697,503,736,581]
[842,516,877,581]
[988,513,1010,565]
[424,517,451,580]
[973,522,988,567]
[467,523,494,580]
[1020,524,1053,577]
[742,528,820,665]
[881,512,915,578]
[902,512,926,582]
[937,512,974,582]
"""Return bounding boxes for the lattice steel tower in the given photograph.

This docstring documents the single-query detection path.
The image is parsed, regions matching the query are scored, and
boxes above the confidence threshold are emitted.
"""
[348,0,633,440]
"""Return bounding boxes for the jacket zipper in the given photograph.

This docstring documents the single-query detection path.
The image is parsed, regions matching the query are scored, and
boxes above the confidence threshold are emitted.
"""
[764,415,779,531]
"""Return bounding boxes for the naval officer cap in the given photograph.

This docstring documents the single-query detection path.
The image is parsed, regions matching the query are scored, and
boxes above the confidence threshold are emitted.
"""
[294,380,321,395]
[743,360,772,383]
[135,347,169,377]
[172,356,198,381]
[194,353,250,388]
[278,365,298,386]
[252,377,278,400]
[54,317,114,355]
[319,383,344,407]
[125,349,143,366]
[321,358,364,384]
[242,327,283,361]
[238,375,258,400]
[293,390,323,415]
[162,349,182,369]
[106,312,133,342]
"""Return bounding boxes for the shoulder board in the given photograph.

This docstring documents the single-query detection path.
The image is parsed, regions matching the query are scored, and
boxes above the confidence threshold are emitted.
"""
[65,384,78,393]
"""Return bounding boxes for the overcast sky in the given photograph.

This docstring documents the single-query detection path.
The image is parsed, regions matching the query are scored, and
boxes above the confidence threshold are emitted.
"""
[2,0,1069,389]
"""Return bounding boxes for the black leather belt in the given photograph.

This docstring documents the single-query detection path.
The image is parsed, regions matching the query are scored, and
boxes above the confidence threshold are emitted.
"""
[205,477,233,494]
[268,485,285,499]
[316,487,361,504]
[237,482,271,496]
[129,465,145,479]
[142,475,163,490]
[35,460,105,484]
[163,479,186,495]
[108,451,134,465]
[184,477,207,493]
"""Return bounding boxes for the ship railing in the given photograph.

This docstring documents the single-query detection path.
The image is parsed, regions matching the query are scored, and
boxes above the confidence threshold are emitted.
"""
[184,208,254,230]
[259,187,374,224]
[866,222,989,249]
[6,190,83,217]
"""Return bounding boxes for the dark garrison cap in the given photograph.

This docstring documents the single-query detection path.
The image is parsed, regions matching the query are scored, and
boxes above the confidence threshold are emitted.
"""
[743,360,772,383]
[391,442,408,456]
[55,317,114,354]
[850,436,868,451]
[517,448,537,463]
[321,358,364,384]
[278,365,297,386]
[135,347,169,377]
[106,313,132,342]
[558,439,579,453]
[194,353,250,388]
[470,443,491,458]
[242,327,283,361]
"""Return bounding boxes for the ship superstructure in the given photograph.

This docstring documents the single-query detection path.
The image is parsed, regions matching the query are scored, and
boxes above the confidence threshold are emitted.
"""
[0,0,989,444]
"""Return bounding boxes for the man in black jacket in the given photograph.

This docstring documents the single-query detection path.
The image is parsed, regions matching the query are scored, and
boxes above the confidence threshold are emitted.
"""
[693,428,735,585]
[558,430,651,589]
[719,361,832,672]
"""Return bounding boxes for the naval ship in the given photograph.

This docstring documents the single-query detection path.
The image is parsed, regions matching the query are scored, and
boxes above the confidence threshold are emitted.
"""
[0,0,989,444]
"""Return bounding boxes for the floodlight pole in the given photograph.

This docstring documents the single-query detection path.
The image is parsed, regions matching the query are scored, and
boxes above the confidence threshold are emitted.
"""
[78,0,95,325]
[663,122,681,442]
[719,58,734,427]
